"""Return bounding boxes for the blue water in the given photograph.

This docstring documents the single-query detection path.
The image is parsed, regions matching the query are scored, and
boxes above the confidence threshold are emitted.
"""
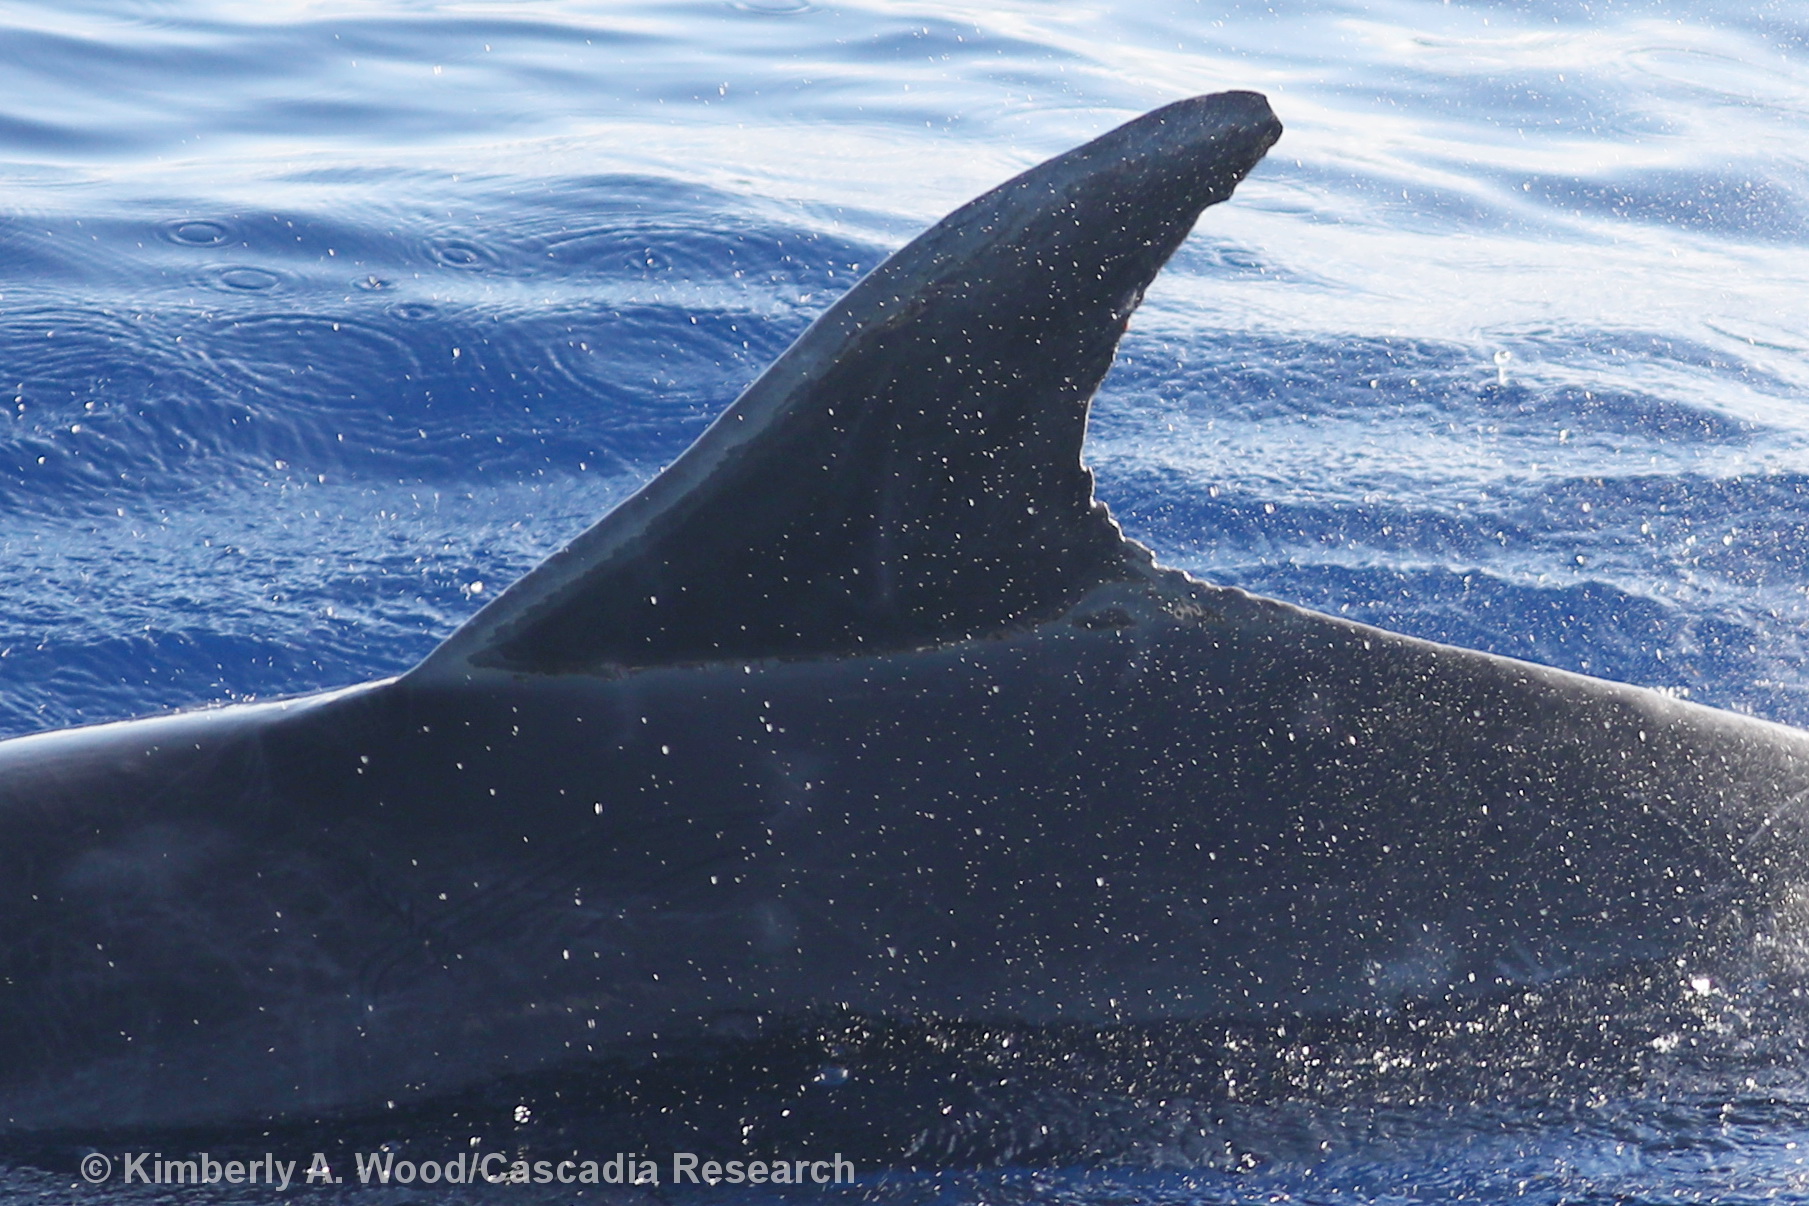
[6,0,1809,1200]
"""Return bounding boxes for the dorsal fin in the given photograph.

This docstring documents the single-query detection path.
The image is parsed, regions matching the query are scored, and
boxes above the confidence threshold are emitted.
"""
[413,92,1281,680]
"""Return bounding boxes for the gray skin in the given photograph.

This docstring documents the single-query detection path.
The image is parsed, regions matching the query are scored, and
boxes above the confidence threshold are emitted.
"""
[1,91,1807,1132]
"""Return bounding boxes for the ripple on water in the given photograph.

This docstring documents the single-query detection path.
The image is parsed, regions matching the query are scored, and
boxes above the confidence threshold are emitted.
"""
[386,300,438,322]
[428,238,501,270]
[1520,168,1809,240]
[202,264,283,292]
[1629,47,1809,108]
[726,0,817,14]
[159,217,235,247]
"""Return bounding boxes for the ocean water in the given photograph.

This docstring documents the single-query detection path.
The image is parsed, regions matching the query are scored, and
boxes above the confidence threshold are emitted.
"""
[4,0,1809,1201]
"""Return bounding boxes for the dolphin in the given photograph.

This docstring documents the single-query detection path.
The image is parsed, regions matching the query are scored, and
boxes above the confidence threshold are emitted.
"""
[1,89,1806,1133]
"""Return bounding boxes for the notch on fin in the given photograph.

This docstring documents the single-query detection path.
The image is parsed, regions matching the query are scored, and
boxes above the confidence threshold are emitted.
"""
[416,91,1281,679]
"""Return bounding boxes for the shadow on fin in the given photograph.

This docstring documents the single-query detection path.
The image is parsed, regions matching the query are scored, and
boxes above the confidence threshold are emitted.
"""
[415,91,1282,680]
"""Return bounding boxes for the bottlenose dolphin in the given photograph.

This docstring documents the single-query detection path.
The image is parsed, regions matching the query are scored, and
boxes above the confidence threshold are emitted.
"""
[2,90,1807,1133]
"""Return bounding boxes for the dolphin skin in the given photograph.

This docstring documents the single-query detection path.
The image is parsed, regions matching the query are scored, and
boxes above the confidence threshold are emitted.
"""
[1,90,1806,1132]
